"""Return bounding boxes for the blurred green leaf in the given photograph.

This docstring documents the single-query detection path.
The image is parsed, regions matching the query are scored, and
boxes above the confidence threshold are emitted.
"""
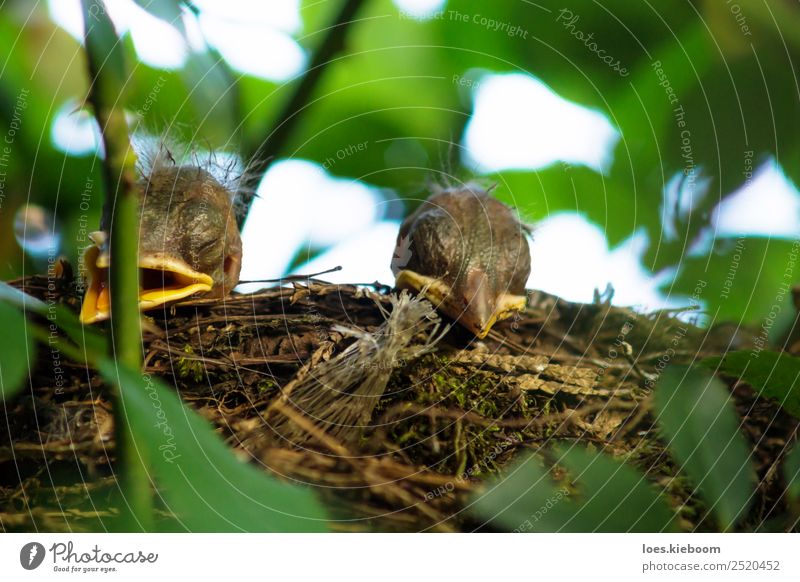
[0,281,47,313]
[553,445,676,532]
[0,282,106,357]
[96,359,328,531]
[470,451,575,532]
[668,237,797,326]
[654,365,756,530]
[427,0,799,271]
[703,351,800,419]
[0,13,93,277]
[180,48,240,145]
[441,0,696,107]
[130,58,239,149]
[287,1,463,191]
[785,444,800,502]
[491,165,636,247]
[471,445,676,532]
[0,301,35,401]
[55,305,108,357]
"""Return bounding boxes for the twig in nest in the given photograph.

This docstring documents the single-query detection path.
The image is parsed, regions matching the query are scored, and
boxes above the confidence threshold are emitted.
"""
[267,290,447,445]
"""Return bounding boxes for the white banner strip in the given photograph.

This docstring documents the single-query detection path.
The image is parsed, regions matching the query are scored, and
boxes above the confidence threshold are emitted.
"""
[1,533,797,581]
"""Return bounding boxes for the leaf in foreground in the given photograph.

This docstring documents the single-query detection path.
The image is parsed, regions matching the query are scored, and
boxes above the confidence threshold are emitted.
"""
[0,301,36,401]
[470,446,676,532]
[703,351,800,419]
[97,359,328,532]
[654,366,756,530]
[785,444,800,504]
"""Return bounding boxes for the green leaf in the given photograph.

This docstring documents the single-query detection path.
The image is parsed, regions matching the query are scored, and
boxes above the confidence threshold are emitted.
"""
[553,445,677,532]
[470,451,576,532]
[491,165,638,248]
[0,281,47,314]
[96,359,328,531]
[471,446,676,532]
[54,305,108,358]
[668,237,798,327]
[785,445,800,502]
[180,48,240,145]
[441,0,697,109]
[285,1,463,191]
[653,365,756,530]
[1,281,107,359]
[0,302,35,401]
[704,351,800,419]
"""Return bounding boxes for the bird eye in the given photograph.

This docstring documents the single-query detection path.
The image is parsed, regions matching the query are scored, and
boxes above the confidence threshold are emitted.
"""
[196,238,216,253]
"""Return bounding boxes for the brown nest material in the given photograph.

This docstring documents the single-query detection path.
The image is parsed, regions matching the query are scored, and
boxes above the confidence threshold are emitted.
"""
[1,275,798,532]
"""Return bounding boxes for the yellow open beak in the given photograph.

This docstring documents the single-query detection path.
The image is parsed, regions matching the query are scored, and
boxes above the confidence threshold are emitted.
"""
[395,269,526,338]
[80,244,214,324]
[395,270,454,311]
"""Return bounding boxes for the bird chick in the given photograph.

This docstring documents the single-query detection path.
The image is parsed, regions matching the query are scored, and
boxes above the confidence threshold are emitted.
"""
[392,185,531,339]
[80,165,242,324]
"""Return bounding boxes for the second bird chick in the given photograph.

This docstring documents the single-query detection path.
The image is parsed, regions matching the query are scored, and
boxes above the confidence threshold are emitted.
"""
[80,164,242,324]
[392,184,531,339]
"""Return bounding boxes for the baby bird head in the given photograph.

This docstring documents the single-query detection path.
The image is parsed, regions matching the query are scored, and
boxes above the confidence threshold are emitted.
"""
[80,165,242,324]
[393,185,531,338]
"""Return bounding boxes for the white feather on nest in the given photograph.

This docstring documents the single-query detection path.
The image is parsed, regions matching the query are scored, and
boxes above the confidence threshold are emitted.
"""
[268,290,448,446]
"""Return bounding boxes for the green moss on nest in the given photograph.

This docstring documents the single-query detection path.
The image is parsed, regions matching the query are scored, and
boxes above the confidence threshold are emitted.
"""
[175,345,205,383]
[375,354,533,476]
[257,378,276,393]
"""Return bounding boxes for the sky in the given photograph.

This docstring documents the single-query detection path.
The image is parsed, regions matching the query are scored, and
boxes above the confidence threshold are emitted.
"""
[41,0,800,313]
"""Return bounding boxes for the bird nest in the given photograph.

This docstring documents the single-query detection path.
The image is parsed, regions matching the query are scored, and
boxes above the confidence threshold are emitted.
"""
[1,275,797,532]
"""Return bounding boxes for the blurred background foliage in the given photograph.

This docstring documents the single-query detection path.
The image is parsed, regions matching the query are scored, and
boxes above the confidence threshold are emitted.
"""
[1,0,799,332]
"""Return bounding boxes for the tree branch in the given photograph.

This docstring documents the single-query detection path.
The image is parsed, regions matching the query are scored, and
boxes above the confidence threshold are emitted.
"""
[238,0,366,228]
